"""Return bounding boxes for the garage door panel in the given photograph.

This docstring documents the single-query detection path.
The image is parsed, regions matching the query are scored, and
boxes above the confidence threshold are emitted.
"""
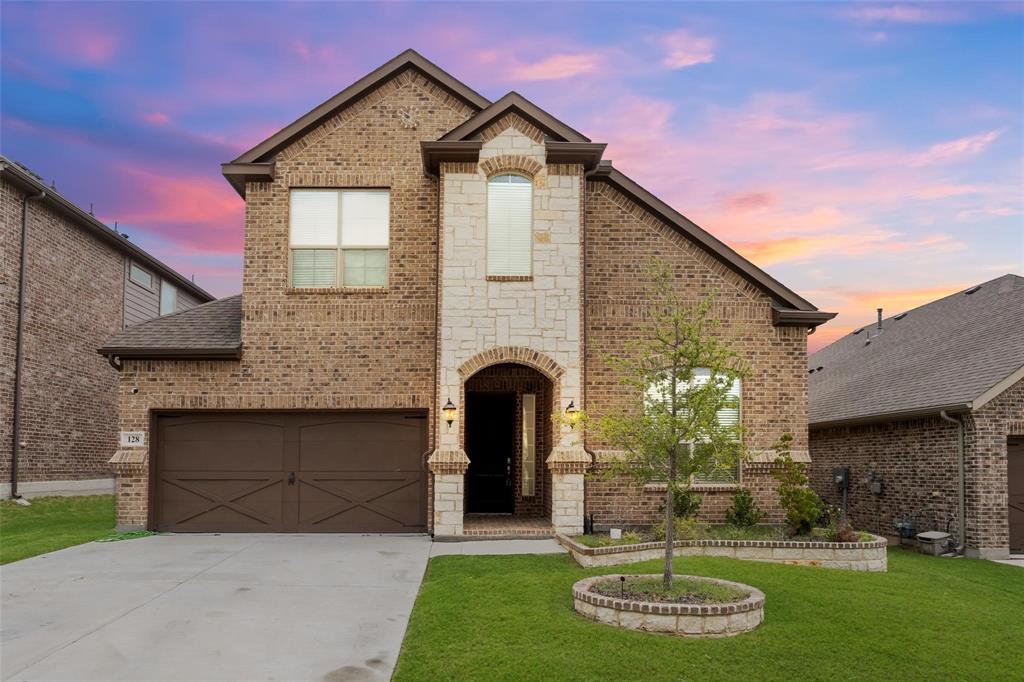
[154,412,425,533]
[298,418,424,472]
[157,474,286,532]
[160,420,286,472]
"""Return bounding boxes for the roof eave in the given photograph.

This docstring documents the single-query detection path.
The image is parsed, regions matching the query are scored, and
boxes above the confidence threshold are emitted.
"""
[772,307,838,329]
[420,140,483,176]
[546,142,606,171]
[98,345,243,361]
[221,161,276,199]
[592,162,820,312]
[809,402,972,429]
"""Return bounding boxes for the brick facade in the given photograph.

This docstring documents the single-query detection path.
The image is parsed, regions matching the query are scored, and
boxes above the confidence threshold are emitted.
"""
[810,376,1024,558]
[107,61,819,534]
[1,178,122,487]
[582,181,808,527]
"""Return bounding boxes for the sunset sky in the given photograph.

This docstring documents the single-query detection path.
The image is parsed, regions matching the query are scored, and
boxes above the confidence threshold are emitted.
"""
[3,1,1022,352]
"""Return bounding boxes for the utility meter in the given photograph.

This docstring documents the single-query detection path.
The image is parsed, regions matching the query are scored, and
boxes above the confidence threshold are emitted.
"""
[832,467,850,490]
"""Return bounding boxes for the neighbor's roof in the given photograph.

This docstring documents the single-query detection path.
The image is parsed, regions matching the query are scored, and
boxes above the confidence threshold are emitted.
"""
[0,156,214,303]
[809,274,1024,427]
[99,295,242,359]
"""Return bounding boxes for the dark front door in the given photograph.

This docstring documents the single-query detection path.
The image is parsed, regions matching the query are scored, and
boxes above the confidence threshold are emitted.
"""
[153,411,427,533]
[1010,438,1024,552]
[465,393,515,513]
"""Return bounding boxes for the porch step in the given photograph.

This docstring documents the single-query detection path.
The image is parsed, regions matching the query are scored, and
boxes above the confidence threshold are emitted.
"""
[462,515,554,539]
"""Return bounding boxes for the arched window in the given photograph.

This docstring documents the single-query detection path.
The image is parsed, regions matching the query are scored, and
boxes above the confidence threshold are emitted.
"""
[487,174,532,276]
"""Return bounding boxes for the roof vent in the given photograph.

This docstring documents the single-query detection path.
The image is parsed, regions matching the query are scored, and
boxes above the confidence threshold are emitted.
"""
[894,312,908,320]
[964,285,981,295]
[808,368,815,374]
[853,327,864,335]
[816,366,823,372]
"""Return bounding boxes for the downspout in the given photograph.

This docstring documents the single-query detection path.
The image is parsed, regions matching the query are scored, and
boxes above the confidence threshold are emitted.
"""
[10,184,46,500]
[427,163,441,535]
[939,410,967,554]
[580,166,599,528]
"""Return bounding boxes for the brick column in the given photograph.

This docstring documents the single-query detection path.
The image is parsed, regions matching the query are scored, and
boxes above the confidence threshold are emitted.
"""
[427,448,470,537]
[108,449,148,531]
[547,445,591,535]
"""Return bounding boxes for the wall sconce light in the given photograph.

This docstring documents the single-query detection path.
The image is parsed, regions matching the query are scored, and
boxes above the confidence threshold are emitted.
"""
[565,400,580,429]
[443,398,457,429]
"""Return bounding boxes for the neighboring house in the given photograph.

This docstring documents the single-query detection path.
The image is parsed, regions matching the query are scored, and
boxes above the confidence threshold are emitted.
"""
[98,50,834,536]
[1,157,214,499]
[808,274,1024,560]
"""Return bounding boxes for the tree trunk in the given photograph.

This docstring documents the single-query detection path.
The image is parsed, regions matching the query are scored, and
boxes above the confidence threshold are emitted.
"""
[664,448,677,590]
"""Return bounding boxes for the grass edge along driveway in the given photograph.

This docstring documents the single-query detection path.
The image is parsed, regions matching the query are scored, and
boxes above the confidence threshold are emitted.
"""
[0,495,115,564]
[394,548,1023,681]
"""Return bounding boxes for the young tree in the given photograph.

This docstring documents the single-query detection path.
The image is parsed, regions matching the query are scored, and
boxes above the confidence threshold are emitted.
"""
[592,262,749,590]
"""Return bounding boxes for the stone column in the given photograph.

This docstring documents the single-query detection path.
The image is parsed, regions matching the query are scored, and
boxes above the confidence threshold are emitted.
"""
[547,445,591,535]
[427,448,470,537]
[108,449,148,532]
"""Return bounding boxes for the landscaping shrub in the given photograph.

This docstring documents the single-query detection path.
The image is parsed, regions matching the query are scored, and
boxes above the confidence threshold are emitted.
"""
[821,504,860,543]
[771,434,823,536]
[724,487,765,527]
[654,517,710,541]
[658,486,703,520]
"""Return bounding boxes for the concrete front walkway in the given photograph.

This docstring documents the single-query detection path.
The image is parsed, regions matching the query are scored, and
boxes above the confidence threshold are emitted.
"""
[1,534,433,681]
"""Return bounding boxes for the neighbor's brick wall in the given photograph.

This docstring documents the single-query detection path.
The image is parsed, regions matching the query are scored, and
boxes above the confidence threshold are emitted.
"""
[809,417,961,539]
[809,377,1023,555]
[964,376,1024,553]
[0,177,123,484]
[582,179,809,526]
[111,71,476,527]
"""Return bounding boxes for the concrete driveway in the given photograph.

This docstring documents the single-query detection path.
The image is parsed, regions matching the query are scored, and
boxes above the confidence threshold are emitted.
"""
[1,534,432,681]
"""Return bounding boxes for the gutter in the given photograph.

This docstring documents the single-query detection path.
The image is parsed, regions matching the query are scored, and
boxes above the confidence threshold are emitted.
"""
[939,410,967,555]
[10,181,46,500]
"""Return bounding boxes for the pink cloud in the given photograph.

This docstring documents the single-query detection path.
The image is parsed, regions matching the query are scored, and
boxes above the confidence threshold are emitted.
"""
[724,191,777,211]
[507,53,603,81]
[911,129,1001,165]
[142,112,170,125]
[660,29,715,69]
[60,27,119,65]
[842,4,967,24]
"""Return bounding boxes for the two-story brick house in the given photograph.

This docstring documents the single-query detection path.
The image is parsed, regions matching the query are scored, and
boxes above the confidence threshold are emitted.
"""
[2,157,213,499]
[99,50,834,536]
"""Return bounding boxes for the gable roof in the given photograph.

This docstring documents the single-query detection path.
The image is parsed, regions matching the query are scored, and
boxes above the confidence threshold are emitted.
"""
[0,156,214,303]
[809,274,1024,427]
[440,92,590,143]
[99,295,242,359]
[592,162,828,316]
[228,49,490,167]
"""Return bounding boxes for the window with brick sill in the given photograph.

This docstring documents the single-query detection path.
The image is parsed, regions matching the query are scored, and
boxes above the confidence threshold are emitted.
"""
[289,189,389,289]
[645,368,743,486]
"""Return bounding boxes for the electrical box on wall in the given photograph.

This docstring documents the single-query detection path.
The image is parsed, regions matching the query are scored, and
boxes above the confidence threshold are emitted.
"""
[832,467,850,490]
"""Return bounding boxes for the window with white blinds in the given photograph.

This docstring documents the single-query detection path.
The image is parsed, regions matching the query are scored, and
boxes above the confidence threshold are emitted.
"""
[646,368,742,484]
[487,174,532,276]
[289,189,389,288]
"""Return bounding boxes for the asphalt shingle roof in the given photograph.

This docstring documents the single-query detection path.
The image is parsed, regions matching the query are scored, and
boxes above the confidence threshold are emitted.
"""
[809,274,1024,425]
[99,295,242,358]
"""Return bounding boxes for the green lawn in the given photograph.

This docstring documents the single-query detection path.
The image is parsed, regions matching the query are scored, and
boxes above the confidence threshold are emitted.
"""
[0,495,115,564]
[395,548,1024,681]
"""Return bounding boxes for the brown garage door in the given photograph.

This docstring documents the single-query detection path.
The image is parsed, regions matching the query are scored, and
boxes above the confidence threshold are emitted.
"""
[1010,438,1024,553]
[154,412,427,533]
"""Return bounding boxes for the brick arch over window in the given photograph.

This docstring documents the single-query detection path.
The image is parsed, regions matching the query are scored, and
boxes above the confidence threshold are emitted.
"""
[479,155,544,180]
[458,346,565,383]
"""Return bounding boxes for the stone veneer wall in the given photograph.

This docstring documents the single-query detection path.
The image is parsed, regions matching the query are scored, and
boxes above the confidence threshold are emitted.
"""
[109,71,475,528]
[582,180,809,527]
[810,376,1024,560]
[1,178,123,486]
[432,117,589,535]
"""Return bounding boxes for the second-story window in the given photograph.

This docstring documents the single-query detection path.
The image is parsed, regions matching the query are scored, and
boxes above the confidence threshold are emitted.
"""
[289,189,390,288]
[487,174,532,277]
[160,280,178,315]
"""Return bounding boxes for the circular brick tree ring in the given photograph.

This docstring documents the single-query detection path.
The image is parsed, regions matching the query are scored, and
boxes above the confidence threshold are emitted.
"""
[572,574,765,637]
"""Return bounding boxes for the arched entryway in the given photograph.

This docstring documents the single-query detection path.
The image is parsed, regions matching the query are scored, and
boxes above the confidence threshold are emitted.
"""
[463,363,554,528]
